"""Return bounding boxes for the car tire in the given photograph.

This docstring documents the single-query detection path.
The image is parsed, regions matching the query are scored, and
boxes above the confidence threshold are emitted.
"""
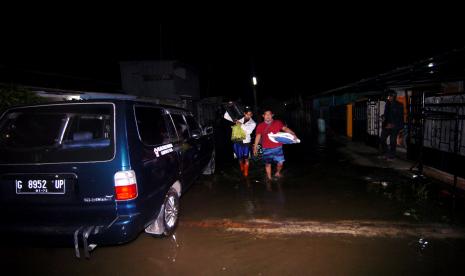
[145,188,179,237]
[202,150,216,175]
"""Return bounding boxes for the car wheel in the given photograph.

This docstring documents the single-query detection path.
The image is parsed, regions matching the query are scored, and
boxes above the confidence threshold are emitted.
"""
[145,188,179,237]
[202,150,216,175]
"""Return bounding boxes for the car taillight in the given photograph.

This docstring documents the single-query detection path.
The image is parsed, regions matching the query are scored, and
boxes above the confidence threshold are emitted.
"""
[114,170,138,200]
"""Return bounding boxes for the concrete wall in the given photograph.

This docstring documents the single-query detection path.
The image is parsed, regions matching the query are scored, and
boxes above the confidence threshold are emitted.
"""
[120,60,199,100]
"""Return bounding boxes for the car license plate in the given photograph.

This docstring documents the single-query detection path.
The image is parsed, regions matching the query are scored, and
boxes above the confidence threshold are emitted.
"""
[15,178,66,194]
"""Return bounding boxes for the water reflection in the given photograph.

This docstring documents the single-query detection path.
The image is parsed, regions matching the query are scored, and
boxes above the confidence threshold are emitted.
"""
[317,133,326,150]
[168,234,180,263]
[362,168,465,224]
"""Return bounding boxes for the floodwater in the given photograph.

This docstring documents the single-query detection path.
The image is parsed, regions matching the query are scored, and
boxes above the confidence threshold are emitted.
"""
[2,135,465,275]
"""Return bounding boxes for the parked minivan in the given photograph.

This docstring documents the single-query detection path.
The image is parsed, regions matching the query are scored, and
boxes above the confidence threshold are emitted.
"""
[0,100,215,257]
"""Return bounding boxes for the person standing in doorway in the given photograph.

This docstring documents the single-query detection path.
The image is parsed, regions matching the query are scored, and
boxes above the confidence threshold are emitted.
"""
[253,109,296,181]
[380,90,404,160]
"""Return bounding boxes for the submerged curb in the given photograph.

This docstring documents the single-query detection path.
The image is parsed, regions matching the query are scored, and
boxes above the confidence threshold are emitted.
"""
[182,219,465,239]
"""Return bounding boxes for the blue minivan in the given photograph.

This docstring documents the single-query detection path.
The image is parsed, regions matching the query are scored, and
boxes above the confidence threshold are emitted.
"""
[0,100,215,257]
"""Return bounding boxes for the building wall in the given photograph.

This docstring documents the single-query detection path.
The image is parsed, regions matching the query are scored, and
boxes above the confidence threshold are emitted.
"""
[174,65,200,99]
[120,60,199,100]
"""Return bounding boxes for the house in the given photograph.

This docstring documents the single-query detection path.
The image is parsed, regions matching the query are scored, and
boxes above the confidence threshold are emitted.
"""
[310,48,465,187]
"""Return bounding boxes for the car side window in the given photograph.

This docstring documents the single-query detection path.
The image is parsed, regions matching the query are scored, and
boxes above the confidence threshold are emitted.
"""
[135,106,170,145]
[164,114,178,143]
[170,113,190,141]
[185,115,201,136]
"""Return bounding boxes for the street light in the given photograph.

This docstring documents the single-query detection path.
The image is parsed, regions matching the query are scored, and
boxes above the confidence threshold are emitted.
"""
[252,76,258,86]
[252,76,258,116]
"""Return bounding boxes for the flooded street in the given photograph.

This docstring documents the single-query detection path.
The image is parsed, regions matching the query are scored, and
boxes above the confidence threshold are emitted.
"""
[2,21,465,276]
[2,136,465,275]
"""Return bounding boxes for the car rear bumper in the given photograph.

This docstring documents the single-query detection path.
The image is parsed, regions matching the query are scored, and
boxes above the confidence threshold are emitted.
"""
[0,213,144,246]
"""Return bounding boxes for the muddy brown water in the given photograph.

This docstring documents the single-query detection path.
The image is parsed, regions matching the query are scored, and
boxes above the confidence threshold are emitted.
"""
[2,136,465,275]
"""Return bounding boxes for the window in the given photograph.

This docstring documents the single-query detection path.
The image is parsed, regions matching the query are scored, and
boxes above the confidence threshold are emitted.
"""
[0,104,114,164]
[185,115,201,136]
[0,113,65,148]
[142,74,173,81]
[170,114,189,141]
[164,114,178,142]
[135,107,170,145]
[64,114,111,142]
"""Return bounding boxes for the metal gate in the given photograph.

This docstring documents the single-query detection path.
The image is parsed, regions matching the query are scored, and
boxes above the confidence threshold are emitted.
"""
[353,100,368,142]
[409,92,465,182]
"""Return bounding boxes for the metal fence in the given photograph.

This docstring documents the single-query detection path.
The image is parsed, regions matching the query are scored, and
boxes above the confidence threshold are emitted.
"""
[409,92,465,180]
[423,94,465,155]
[366,100,385,137]
[352,101,368,142]
[322,91,465,182]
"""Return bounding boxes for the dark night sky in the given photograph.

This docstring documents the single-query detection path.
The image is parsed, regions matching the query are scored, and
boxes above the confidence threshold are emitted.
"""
[1,23,464,103]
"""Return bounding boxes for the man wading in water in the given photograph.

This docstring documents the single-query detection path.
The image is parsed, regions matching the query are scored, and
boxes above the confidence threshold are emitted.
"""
[253,109,296,181]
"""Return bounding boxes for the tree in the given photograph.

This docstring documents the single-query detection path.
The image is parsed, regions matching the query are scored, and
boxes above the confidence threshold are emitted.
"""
[0,85,44,113]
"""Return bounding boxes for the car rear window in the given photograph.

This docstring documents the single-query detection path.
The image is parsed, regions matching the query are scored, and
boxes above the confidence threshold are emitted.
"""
[0,103,115,164]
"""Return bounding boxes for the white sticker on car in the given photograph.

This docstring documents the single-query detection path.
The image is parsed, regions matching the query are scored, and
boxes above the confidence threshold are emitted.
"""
[154,143,174,157]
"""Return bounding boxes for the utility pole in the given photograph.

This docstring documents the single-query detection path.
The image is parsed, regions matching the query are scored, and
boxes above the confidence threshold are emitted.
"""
[159,24,163,60]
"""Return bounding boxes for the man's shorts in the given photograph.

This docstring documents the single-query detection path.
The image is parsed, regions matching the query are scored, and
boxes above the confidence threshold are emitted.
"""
[262,146,285,164]
[233,142,251,160]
